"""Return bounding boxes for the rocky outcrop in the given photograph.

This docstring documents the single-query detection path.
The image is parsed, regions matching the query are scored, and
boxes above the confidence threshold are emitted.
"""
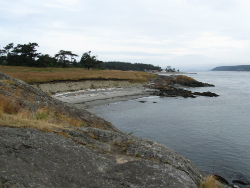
[153,88,219,98]
[153,87,196,98]
[0,71,218,187]
[176,80,214,87]
[154,75,214,87]
[193,91,219,97]
[0,126,204,188]
[149,75,219,98]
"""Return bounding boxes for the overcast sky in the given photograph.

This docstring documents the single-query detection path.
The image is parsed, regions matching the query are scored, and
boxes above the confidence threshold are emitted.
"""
[1,0,250,71]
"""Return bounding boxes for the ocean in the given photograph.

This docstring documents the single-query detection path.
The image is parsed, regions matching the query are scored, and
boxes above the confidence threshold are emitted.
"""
[92,71,250,187]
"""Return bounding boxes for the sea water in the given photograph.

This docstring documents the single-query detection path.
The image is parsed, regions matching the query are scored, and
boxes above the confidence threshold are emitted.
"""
[92,71,250,186]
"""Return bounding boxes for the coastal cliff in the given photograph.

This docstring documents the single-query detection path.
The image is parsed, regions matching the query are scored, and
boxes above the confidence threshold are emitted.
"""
[0,71,220,187]
[31,80,146,95]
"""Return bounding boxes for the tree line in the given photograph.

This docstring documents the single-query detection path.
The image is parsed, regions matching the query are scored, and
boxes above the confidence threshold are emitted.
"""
[0,42,162,71]
[0,43,101,69]
[100,61,161,71]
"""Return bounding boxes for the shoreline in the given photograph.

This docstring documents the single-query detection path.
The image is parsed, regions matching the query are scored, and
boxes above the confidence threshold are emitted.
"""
[52,74,218,109]
[52,86,157,109]
[0,71,231,187]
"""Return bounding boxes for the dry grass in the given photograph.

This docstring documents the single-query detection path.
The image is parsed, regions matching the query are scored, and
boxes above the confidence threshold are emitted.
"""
[0,93,84,132]
[163,75,197,84]
[0,82,35,105]
[0,110,67,132]
[33,106,85,128]
[0,103,3,118]
[0,92,108,135]
[56,113,83,127]
[91,120,104,129]
[0,77,14,85]
[0,65,154,84]
[0,96,63,132]
[174,75,196,82]
[0,105,85,133]
[199,175,222,188]
[0,95,22,115]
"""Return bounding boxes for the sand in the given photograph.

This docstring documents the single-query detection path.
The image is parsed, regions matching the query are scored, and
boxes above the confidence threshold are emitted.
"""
[52,86,156,109]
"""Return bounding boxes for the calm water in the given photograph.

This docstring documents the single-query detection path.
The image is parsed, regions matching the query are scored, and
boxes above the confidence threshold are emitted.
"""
[92,71,250,186]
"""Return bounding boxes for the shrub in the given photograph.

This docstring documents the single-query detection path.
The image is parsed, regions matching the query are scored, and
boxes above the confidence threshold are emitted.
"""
[135,153,141,157]
[35,112,49,120]
[80,122,86,127]
[199,175,221,188]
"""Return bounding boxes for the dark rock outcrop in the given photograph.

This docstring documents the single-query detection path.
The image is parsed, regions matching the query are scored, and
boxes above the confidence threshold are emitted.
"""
[193,91,219,97]
[213,174,229,185]
[153,87,196,98]
[232,179,248,185]
[149,75,218,98]
[177,80,214,87]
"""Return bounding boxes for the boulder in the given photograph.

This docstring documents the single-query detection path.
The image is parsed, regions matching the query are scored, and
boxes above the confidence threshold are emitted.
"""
[193,91,219,97]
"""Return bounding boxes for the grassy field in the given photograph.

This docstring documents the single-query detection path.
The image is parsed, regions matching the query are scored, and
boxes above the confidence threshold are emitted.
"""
[0,66,155,84]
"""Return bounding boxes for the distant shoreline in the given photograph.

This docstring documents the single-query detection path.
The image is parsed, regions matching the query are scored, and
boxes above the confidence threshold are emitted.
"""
[212,65,250,71]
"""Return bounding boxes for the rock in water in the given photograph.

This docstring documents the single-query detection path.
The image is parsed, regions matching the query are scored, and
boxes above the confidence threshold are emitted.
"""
[193,91,219,97]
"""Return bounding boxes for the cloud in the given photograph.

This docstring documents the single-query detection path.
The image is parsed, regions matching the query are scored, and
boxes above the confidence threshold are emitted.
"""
[1,0,250,70]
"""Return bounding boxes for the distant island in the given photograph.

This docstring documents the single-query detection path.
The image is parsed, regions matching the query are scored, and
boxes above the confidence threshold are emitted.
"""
[212,65,250,71]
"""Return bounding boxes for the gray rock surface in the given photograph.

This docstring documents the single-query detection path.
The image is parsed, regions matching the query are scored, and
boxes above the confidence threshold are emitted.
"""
[0,126,201,188]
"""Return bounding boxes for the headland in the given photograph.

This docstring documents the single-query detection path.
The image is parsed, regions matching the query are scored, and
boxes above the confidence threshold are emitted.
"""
[0,70,230,188]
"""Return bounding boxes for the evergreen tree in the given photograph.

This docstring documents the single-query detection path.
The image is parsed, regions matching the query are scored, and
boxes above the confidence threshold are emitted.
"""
[80,51,102,70]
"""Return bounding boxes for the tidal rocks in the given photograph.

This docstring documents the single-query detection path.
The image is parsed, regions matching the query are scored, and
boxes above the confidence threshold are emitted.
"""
[154,87,196,98]
[232,179,248,185]
[193,91,219,97]
[177,80,215,87]
[149,75,218,98]
[213,174,229,185]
